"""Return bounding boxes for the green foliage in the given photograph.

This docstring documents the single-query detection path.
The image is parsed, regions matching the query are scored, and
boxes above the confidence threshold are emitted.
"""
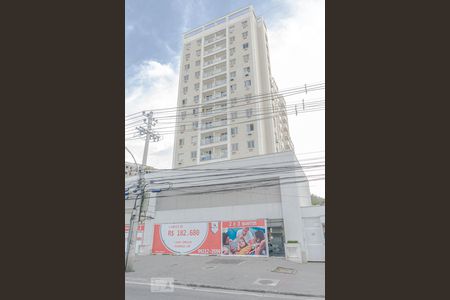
[311,194,325,206]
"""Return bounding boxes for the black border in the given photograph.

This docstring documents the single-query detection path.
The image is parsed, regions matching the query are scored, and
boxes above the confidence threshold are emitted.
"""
[2,1,124,299]
[2,0,448,298]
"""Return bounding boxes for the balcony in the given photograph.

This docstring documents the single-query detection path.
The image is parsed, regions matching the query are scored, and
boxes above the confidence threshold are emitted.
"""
[204,92,227,103]
[203,67,226,79]
[201,107,227,117]
[203,79,227,91]
[204,45,226,56]
[204,34,226,45]
[201,119,227,130]
[200,151,228,162]
[200,135,227,146]
[203,56,226,67]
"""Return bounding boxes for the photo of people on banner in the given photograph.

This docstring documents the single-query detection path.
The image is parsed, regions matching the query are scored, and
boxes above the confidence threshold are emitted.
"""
[221,219,268,256]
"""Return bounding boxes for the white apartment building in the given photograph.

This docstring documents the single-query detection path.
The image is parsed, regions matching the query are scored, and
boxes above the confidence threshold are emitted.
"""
[172,6,293,168]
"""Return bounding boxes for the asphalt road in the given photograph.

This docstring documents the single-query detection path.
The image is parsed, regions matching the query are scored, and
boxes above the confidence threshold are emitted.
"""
[125,282,324,300]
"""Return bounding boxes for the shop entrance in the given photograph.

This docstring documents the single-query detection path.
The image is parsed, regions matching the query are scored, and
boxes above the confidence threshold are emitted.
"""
[267,219,285,257]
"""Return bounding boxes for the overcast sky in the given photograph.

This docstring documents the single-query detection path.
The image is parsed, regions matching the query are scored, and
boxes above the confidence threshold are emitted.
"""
[125,0,325,197]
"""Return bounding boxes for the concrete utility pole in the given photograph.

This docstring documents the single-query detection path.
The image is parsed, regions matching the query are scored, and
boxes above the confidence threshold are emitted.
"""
[125,111,161,272]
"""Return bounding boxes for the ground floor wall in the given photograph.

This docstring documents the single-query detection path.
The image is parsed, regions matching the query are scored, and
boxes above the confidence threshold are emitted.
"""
[126,205,325,262]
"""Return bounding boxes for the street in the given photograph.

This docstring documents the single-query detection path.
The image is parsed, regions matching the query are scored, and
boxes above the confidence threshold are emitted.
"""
[126,281,324,300]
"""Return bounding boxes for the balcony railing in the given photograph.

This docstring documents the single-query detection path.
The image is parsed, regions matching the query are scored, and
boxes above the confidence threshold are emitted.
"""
[200,135,228,146]
[203,79,227,90]
[204,57,226,67]
[200,151,228,161]
[204,92,227,103]
[204,34,226,45]
[201,120,227,130]
[204,45,226,55]
[203,68,226,78]
[201,107,227,116]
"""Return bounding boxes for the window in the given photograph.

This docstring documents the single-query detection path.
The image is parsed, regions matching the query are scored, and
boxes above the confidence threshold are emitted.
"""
[185,64,190,71]
[179,138,185,146]
[243,66,250,74]
[178,153,183,161]
[232,143,239,151]
[245,94,252,102]
[243,43,249,50]
[229,36,235,43]
[230,71,236,80]
[242,20,248,28]
[195,71,200,79]
[195,60,201,66]
[191,136,197,144]
[230,47,235,56]
[181,111,187,119]
[230,58,236,67]
[194,83,200,91]
[244,80,251,88]
[191,151,197,159]
[193,108,199,115]
[247,140,255,149]
[183,87,188,94]
[246,108,253,117]
[231,97,237,106]
[194,95,199,103]
[230,84,237,92]
[242,31,248,39]
[184,75,189,82]
[185,43,191,50]
[231,127,238,135]
[185,53,190,61]
[196,39,202,46]
[229,25,234,33]
[182,98,187,105]
[192,121,199,130]
[247,123,255,132]
[243,54,249,63]
[180,125,186,132]
[231,111,238,119]
[196,49,201,56]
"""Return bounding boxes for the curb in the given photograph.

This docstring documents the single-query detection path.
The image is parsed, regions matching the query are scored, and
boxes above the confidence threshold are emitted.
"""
[174,281,325,298]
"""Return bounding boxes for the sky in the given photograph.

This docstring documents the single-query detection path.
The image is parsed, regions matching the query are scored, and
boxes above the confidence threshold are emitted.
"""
[125,0,325,197]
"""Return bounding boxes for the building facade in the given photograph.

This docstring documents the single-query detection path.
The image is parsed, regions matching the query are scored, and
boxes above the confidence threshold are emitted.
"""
[172,6,293,168]
[126,151,325,262]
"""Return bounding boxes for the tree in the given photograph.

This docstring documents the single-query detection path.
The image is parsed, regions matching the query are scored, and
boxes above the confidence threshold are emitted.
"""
[311,194,325,206]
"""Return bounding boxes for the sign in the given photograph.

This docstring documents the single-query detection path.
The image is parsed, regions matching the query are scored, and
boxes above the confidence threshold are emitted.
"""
[221,219,268,256]
[125,224,145,253]
[152,222,221,255]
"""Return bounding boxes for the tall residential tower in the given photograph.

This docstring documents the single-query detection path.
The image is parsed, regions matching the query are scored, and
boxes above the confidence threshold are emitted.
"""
[172,6,293,168]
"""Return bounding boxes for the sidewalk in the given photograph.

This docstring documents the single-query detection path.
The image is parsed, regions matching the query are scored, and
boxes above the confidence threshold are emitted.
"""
[126,255,325,297]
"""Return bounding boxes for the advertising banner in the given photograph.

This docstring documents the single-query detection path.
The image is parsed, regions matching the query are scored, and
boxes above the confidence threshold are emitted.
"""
[221,219,268,256]
[152,222,221,255]
[125,224,145,253]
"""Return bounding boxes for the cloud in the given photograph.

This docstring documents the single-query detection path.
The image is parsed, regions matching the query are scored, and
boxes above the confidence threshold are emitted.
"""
[125,60,180,169]
[267,0,325,196]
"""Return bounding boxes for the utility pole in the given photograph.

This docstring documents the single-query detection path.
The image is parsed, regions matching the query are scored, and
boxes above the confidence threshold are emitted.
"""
[125,111,161,272]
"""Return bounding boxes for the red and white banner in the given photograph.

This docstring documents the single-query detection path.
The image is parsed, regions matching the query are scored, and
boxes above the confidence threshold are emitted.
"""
[221,219,268,257]
[151,219,268,257]
[125,224,145,253]
[152,222,221,255]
